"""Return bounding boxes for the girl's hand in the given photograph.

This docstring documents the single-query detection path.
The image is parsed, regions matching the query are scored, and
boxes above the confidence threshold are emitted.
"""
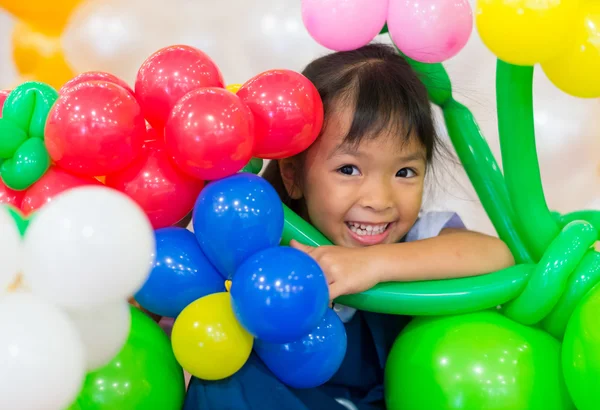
[290,240,381,300]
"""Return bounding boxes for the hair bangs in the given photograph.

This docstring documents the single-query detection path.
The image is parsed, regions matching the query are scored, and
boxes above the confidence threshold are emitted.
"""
[340,60,434,160]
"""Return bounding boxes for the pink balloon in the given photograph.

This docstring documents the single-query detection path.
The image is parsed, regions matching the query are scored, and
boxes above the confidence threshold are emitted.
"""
[302,0,388,51]
[387,0,473,63]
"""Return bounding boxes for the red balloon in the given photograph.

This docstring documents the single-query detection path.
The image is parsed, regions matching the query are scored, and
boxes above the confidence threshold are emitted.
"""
[45,81,147,176]
[0,179,24,208]
[105,139,204,229]
[165,87,254,181]
[135,45,225,132]
[145,123,162,142]
[60,71,134,95]
[0,89,10,118]
[21,167,101,215]
[237,69,324,159]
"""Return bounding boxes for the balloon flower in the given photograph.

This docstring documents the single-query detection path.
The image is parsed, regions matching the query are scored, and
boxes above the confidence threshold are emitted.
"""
[301,0,473,63]
[476,0,600,98]
[303,9,600,408]
[137,173,345,388]
[0,186,182,410]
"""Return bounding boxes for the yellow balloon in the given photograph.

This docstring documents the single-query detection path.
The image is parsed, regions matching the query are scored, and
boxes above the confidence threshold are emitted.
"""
[12,22,75,90]
[542,2,600,98]
[475,0,580,66]
[171,292,253,380]
[0,0,81,35]
[226,83,243,94]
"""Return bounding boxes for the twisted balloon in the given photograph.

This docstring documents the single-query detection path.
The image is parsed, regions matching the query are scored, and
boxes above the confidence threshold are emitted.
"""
[281,48,600,340]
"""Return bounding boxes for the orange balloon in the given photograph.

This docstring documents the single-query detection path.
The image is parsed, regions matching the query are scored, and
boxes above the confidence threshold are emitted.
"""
[11,22,75,90]
[95,176,106,184]
[0,0,81,35]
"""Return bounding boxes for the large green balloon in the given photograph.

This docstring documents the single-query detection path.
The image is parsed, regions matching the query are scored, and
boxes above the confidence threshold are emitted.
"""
[385,311,573,410]
[67,307,185,410]
[562,284,600,410]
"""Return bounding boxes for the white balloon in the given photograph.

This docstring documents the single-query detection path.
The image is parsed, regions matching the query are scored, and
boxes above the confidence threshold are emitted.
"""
[67,301,131,370]
[0,293,85,410]
[63,0,187,84]
[22,186,155,308]
[63,0,330,85]
[0,207,21,293]
[180,0,330,83]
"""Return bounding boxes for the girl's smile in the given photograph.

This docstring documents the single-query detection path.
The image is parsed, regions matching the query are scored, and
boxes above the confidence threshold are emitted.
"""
[345,221,394,246]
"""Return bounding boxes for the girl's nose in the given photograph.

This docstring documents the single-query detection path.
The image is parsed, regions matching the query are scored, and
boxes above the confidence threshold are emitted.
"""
[359,181,394,212]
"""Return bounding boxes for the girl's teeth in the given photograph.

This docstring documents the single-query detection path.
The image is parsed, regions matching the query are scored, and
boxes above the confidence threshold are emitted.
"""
[347,222,389,236]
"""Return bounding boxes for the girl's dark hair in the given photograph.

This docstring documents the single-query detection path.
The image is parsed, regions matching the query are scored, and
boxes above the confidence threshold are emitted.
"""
[262,43,440,215]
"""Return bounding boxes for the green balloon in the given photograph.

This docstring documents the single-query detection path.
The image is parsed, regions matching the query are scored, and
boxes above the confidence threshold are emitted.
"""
[502,221,597,326]
[385,311,574,410]
[68,307,185,410]
[0,137,50,190]
[542,251,600,338]
[2,81,58,137]
[563,284,600,410]
[6,205,30,237]
[0,117,28,159]
[496,61,559,261]
[239,157,264,175]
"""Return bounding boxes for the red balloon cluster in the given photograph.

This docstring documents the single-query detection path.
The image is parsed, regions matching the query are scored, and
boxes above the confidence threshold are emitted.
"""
[0,44,324,229]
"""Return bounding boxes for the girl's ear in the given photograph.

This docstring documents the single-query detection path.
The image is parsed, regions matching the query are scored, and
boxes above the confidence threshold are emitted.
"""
[278,158,303,200]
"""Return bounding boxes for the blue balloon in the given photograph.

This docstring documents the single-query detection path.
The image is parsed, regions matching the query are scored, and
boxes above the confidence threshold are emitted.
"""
[135,228,224,318]
[192,173,284,278]
[231,246,329,343]
[254,309,347,389]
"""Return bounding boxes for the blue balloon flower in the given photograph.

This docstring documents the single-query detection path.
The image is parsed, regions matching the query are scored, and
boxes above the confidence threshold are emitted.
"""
[254,309,347,389]
[231,246,329,343]
[135,228,224,318]
[192,173,284,278]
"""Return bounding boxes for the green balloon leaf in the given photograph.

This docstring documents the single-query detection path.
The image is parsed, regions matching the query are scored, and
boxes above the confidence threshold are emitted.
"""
[0,118,28,158]
[1,137,50,190]
[6,205,31,237]
[0,81,58,191]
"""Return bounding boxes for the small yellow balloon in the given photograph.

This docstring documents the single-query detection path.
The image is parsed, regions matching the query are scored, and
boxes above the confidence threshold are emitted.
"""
[171,292,253,380]
[12,22,75,90]
[475,0,580,66]
[226,83,242,94]
[542,3,600,98]
[0,0,81,35]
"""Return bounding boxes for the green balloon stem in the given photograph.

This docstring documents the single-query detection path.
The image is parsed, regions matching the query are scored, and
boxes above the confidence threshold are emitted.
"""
[278,47,599,339]
[502,221,598,325]
[282,204,331,247]
[379,23,388,35]
[496,61,560,260]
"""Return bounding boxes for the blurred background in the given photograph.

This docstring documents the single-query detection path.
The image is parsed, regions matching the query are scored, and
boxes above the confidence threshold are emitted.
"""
[0,0,598,236]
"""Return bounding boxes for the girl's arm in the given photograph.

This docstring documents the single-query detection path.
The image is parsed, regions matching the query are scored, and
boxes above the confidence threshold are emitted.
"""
[291,229,515,300]
[372,228,515,283]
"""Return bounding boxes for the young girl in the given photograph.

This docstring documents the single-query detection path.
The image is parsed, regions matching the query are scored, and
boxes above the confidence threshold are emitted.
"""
[184,43,514,410]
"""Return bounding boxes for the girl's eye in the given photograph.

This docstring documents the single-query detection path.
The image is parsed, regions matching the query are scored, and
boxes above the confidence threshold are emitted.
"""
[396,168,416,178]
[338,165,360,176]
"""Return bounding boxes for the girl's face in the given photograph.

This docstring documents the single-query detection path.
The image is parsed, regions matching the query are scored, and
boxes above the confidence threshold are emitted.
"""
[291,107,427,248]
